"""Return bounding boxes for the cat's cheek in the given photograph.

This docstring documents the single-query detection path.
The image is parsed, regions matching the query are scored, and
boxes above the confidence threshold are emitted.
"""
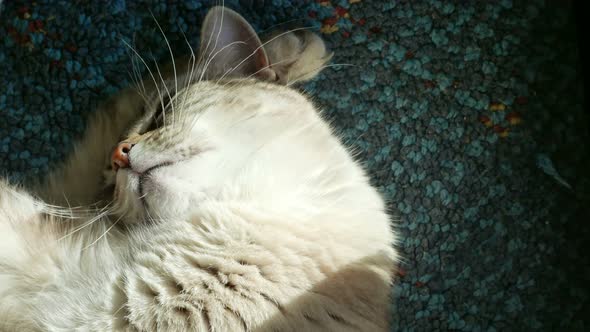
[145,193,189,221]
[142,181,206,222]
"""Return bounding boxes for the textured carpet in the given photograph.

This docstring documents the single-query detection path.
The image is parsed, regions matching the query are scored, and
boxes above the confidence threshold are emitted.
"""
[1,0,588,330]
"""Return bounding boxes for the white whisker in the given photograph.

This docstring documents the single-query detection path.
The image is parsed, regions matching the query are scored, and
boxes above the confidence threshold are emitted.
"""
[195,1,224,82]
[150,10,179,126]
[120,38,167,117]
[151,55,174,125]
[198,40,247,82]
[57,203,113,241]
[82,212,124,250]
[178,25,197,117]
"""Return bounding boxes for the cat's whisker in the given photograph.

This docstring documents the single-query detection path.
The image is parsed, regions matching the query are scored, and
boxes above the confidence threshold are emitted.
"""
[179,41,252,132]
[131,35,153,106]
[129,56,150,106]
[126,50,144,98]
[178,25,198,124]
[41,208,76,219]
[144,206,163,225]
[127,68,142,97]
[151,55,174,126]
[38,201,103,212]
[208,0,226,76]
[126,70,147,107]
[217,26,314,82]
[37,197,98,209]
[56,193,77,219]
[36,202,83,211]
[61,191,75,216]
[128,51,140,84]
[187,3,251,130]
[195,0,224,83]
[37,200,107,219]
[198,40,247,83]
[150,11,179,126]
[82,212,124,251]
[57,204,113,242]
[120,38,167,116]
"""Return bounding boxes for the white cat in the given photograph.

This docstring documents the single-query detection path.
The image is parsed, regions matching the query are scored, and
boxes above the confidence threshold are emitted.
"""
[0,7,398,331]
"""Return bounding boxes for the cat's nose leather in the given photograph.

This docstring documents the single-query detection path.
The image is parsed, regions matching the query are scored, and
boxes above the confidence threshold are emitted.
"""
[111,142,134,171]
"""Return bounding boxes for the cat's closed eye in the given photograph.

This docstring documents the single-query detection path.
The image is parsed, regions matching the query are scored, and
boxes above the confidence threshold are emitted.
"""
[145,92,175,133]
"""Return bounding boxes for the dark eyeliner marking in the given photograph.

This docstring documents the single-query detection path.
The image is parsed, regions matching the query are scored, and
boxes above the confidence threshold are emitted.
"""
[146,91,175,132]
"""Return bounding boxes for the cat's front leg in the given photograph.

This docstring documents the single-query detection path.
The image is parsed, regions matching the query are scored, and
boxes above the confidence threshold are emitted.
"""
[0,180,44,293]
[0,180,66,330]
[38,88,145,206]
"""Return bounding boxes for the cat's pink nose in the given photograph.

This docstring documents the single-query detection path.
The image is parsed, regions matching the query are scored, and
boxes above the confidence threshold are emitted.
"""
[111,142,134,171]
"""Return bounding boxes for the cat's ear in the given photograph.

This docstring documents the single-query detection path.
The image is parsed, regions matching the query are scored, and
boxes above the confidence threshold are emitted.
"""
[199,7,332,85]
[199,7,276,81]
[263,30,333,85]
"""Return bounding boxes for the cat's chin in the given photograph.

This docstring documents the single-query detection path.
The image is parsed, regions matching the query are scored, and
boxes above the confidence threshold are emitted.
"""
[111,169,147,222]
[110,162,206,223]
[111,168,178,223]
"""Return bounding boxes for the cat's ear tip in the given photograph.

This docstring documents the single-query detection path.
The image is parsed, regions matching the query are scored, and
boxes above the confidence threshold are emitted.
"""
[202,6,251,33]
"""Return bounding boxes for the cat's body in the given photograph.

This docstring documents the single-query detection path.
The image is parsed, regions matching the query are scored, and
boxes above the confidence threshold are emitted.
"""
[0,7,398,331]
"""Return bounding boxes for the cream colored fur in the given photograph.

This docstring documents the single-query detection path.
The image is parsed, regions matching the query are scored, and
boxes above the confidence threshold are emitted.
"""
[0,7,398,331]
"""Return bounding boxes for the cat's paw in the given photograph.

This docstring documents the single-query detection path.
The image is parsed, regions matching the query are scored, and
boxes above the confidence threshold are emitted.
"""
[264,30,333,85]
[101,88,146,121]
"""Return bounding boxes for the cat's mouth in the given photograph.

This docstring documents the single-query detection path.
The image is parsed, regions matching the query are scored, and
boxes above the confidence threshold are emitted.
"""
[110,161,174,210]
[136,162,174,199]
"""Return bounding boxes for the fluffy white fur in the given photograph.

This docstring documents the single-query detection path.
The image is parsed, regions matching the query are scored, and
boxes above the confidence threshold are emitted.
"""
[0,7,398,331]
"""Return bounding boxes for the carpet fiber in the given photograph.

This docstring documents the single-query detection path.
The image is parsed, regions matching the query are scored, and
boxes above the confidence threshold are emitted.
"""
[1,0,588,330]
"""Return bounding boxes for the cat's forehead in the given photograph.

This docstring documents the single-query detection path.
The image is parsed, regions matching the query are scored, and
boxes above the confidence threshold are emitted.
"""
[138,79,311,136]
[177,79,306,112]
[189,79,298,98]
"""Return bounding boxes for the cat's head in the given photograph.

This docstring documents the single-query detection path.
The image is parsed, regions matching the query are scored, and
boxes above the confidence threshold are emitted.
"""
[107,7,360,223]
